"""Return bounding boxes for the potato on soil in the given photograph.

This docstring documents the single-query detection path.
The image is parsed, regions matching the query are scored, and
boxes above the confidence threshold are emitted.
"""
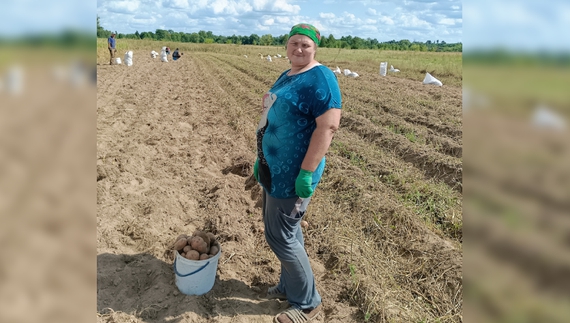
[174,238,188,251]
[185,250,200,260]
[209,245,219,256]
[199,253,210,260]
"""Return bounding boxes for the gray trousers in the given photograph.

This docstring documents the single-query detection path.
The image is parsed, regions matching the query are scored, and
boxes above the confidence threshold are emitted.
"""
[262,189,321,310]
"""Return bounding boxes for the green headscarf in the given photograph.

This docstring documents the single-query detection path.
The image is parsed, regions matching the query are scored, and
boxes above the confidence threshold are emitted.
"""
[288,23,321,47]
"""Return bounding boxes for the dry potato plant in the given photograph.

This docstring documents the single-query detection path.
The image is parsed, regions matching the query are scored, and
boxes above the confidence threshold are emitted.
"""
[97,40,462,323]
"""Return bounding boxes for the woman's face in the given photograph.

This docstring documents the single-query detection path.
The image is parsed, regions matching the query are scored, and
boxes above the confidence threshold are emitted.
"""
[286,34,316,67]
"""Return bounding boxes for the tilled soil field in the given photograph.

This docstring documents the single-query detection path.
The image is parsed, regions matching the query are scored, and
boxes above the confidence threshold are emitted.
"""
[97,49,462,323]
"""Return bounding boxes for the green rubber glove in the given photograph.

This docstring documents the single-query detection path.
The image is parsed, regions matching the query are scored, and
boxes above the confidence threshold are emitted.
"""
[295,169,314,198]
[253,158,259,182]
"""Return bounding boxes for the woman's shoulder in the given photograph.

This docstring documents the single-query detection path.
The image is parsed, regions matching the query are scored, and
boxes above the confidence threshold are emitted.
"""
[312,65,341,95]
[311,64,337,77]
[308,65,339,84]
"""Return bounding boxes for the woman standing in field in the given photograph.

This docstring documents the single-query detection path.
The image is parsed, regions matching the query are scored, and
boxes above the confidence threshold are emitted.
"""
[254,23,342,323]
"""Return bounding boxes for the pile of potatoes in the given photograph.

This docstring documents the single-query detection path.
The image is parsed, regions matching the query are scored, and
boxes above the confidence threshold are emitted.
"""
[173,231,220,261]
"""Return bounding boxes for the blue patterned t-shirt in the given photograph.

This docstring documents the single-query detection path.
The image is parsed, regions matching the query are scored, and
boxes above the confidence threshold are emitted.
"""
[256,64,342,198]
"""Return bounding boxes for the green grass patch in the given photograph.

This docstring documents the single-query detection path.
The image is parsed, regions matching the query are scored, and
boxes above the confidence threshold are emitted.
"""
[403,182,462,239]
[387,124,425,144]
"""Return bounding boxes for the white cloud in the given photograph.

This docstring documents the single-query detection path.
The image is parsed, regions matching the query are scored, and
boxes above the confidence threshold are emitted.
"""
[187,0,209,13]
[107,0,141,14]
[251,0,265,9]
[367,8,377,16]
[341,12,357,23]
[272,0,300,14]
[203,16,227,26]
[166,11,188,20]
[162,0,188,9]
[319,12,336,19]
[262,18,275,25]
[399,13,430,28]
[378,16,395,25]
[251,0,300,13]
[275,16,291,24]
[131,16,158,26]
[209,0,252,15]
[211,0,228,13]
[360,25,378,33]
[439,18,459,26]
[255,22,271,31]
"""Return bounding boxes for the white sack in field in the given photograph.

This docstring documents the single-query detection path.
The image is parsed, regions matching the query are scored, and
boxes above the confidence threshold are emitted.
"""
[379,62,387,76]
[151,50,158,58]
[160,47,168,62]
[266,55,272,62]
[4,65,23,95]
[389,65,400,72]
[532,105,566,130]
[423,72,442,86]
[347,71,359,78]
[343,69,351,76]
[124,51,133,66]
[332,66,341,75]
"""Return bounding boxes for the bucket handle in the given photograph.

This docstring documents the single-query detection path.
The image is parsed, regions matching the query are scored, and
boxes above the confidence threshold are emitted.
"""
[173,257,210,277]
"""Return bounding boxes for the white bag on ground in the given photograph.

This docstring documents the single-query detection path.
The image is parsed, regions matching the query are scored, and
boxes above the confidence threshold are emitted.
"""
[532,105,566,130]
[124,51,133,66]
[343,69,351,76]
[160,47,168,62]
[389,65,400,72]
[423,72,442,86]
[113,57,122,65]
[151,50,158,58]
[5,65,23,95]
[379,62,387,76]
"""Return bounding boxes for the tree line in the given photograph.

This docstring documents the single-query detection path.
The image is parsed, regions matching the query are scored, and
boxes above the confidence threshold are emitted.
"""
[98,17,461,52]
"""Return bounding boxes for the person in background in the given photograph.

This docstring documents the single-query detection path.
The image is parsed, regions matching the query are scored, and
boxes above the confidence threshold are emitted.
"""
[108,33,117,65]
[165,47,171,56]
[172,48,183,60]
[254,23,342,323]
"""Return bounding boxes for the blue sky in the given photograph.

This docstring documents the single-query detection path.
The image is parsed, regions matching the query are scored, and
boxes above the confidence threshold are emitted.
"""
[0,1,95,36]
[95,0,463,43]
[1,1,570,51]
[463,0,570,52]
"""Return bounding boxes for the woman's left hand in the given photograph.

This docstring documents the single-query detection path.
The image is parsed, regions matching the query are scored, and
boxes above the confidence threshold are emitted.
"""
[295,169,314,198]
